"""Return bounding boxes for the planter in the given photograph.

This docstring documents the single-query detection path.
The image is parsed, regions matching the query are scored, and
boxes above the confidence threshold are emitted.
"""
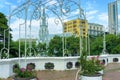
[13,77,37,80]
[98,70,104,75]
[81,74,102,80]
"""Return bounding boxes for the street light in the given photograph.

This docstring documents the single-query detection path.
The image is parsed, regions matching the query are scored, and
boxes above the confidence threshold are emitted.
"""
[102,27,108,55]
[80,25,83,57]
[88,33,90,56]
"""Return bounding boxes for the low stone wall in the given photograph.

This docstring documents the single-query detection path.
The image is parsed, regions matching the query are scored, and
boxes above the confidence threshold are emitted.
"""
[0,54,120,78]
[0,57,79,78]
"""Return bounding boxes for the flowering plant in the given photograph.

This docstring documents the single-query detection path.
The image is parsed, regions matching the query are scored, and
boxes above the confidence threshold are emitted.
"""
[13,64,36,78]
[80,53,104,76]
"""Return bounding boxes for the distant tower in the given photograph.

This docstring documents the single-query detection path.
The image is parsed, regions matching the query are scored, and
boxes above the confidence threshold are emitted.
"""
[39,6,49,43]
[108,0,120,35]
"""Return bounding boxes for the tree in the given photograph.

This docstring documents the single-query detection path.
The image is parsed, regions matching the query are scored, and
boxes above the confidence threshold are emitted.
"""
[0,12,8,48]
[66,36,79,56]
[90,36,103,55]
[112,45,120,54]
[36,42,47,56]
[106,34,118,54]
[10,40,37,58]
[0,12,12,44]
[90,34,120,55]
[48,35,62,56]
[48,35,80,56]
[0,12,12,58]
[10,41,19,57]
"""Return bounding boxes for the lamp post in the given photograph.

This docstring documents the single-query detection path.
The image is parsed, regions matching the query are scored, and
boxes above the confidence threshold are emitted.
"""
[80,25,83,57]
[88,33,90,56]
[102,27,107,54]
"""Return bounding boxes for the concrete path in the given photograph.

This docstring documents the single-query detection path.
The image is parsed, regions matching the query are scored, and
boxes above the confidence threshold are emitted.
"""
[103,63,120,80]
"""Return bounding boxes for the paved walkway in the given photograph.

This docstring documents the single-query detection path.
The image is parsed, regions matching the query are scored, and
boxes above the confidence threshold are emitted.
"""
[36,63,120,80]
[103,63,120,80]
[4,63,120,80]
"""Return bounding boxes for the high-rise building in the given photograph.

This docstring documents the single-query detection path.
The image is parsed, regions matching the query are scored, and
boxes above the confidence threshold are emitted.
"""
[108,0,120,35]
[88,23,103,36]
[63,19,88,37]
[118,0,120,33]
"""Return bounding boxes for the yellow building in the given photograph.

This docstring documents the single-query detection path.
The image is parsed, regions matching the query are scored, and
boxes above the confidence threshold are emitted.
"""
[64,19,88,37]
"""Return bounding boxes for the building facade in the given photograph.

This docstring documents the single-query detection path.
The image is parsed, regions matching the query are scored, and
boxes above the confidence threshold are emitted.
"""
[108,0,120,35]
[63,19,88,37]
[88,23,103,36]
[118,0,120,34]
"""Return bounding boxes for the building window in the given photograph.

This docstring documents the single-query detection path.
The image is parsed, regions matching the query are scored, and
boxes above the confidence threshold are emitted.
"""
[73,25,76,27]
[64,27,66,29]
[83,32,86,35]
[83,29,85,31]
[73,21,77,24]
[64,23,67,26]
[68,22,72,25]
[81,21,85,24]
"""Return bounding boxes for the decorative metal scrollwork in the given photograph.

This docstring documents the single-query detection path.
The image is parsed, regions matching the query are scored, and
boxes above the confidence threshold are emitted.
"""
[0,0,83,59]
[32,9,41,20]
[16,9,25,18]
[54,18,60,25]
[30,1,42,20]
[59,0,71,16]
[26,47,37,57]
[0,48,9,59]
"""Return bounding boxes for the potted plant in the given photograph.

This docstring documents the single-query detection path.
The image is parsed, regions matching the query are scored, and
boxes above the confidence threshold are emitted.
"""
[79,52,104,80]
[13,64,37,80]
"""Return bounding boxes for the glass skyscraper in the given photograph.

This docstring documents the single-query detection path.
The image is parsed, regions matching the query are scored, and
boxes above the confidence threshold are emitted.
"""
[117,0,120,33]
[108,0,120,35]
